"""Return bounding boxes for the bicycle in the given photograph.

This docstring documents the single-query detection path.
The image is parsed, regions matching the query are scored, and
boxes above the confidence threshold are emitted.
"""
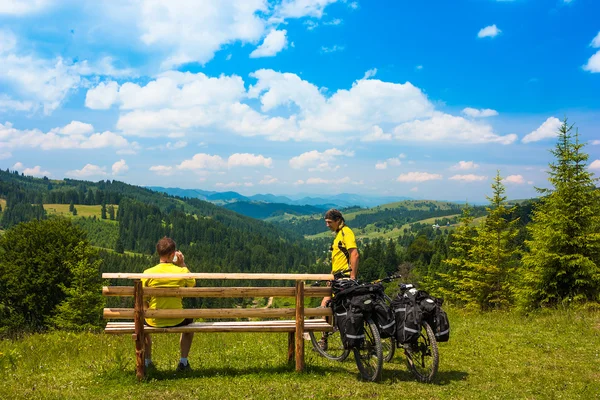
[308,274,384,381]
[394,282,439,383]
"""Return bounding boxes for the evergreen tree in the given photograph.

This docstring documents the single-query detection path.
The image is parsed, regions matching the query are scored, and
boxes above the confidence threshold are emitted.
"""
[461,172,519,310]
[101,203,107,220]
[51,242,105,331]
[108,205,115,220]
[69,200,74,212]
[433,203,477,302]
[519,120,600,308]
[72,206,77,216]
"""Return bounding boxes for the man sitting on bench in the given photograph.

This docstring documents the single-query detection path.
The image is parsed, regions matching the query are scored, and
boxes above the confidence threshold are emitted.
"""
[142,237,196,372]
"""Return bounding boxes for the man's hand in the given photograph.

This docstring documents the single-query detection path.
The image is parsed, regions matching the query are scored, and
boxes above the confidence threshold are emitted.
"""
[173,250,186,267]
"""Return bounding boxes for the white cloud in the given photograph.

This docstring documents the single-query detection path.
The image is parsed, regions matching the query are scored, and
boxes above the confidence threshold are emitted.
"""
[583,50,600,73]
[289,148,353,169]
[363,68,377,79]
[449,174,487,182]
[250,29,288,58]
[12,162,50,177]
[0,95,34,112]
[462,107,499,118]
[178,153,227,171]
[309,162,339,172]
[375,162,387,170]
[590,140,600,145]
[227,153,273,168]
[410,186,418,192]
[397,172,443,183]
[451,161,479,170]
[324,18,342,26]
[592,32,600,48]
[112,159,128,175]
[149,165,175,176]
[521,117,562,143]
[85,81,119,110]
[361,125,392,142]
[299,176,362,185]
[393,113,517,144]
[503,174,525,184]
[67,164,108,178]
[589,160,600,170]
[321,45,344,53]
[376,154,404,170]
[478,24,501,39]
[59,121,94,136]
[0,121,132,151]
[275,0,338,19]
[259,175,279,184]
[0,152,11,159]
[0,0,52,15]
[165,141,187,150]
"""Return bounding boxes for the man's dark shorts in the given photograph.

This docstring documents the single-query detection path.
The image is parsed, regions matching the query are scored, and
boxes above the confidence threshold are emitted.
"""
[144,318,194,328]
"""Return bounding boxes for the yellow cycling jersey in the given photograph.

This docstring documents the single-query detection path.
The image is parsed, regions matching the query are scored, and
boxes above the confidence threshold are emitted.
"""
[331,225,357,275]
[142,263,196,327]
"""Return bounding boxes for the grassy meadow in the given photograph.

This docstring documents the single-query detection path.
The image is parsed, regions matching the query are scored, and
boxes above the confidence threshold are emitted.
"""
[43,204,119,220]
[1,308,599,399]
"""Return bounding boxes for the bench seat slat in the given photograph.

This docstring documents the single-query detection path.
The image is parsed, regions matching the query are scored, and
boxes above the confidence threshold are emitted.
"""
[102,286,332,298]
[104,307,332,319]
[105,320,333,334]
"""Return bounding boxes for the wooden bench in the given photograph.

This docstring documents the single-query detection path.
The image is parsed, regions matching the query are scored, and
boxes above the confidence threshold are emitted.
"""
[102,273,334,380]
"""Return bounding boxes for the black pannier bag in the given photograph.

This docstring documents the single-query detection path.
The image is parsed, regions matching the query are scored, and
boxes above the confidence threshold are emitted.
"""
[332,282,384,349]
[372,296,396,339]
[332,298,364,349]
[391,289,422,344]
[416,290,450,342]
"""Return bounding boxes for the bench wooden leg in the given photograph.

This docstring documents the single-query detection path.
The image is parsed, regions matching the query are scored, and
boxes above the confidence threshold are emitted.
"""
[288,332,295,364]
[295,280,305,372]
[134,280,145,380]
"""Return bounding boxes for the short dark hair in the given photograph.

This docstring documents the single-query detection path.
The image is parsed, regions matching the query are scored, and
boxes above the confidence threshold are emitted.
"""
[324,208,344,222]
[156,237,176,257]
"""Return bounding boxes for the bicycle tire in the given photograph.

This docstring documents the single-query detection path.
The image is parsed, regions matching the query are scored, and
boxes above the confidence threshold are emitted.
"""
[382,336,395,362]
[353,318,383,382]
[404,321,439,383]
[308,322,351,361]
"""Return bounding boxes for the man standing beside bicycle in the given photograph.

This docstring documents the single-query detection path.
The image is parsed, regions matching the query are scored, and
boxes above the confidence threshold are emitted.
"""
[317,209,360,348]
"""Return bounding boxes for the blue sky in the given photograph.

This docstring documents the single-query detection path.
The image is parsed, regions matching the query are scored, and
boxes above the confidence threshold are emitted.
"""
[1,0,599,202]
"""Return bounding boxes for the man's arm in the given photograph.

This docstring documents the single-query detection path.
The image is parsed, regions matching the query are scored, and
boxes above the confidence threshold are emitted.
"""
[348,248,359,280]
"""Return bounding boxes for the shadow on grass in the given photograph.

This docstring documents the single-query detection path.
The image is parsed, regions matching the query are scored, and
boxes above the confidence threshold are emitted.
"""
[103,363,344,382]
[383,368,468,385]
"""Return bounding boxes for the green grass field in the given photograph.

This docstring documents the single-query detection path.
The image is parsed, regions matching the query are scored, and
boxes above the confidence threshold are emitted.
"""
[1,308,598,399]
[43,204,119,220]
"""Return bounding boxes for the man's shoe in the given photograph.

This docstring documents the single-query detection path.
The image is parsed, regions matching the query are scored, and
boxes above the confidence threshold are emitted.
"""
[176,362,192,373]
[318,337,328,351]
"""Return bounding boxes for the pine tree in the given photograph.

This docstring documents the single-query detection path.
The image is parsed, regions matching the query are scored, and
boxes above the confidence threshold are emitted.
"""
[108,205,115,220]
[433,203,477,303]
[51,242,105,331]
[72,206,77,216]
[101,203,107,220]
[461,172,519,310]
[519,119,600,308]
[69,200,74,212]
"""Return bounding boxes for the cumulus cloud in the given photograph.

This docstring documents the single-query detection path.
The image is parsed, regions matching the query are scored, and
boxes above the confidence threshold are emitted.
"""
[503,174,525,184]
[296,176,362,185]
[0,0,52,15]
[112,159,128,175]
[321,45,345,53]
[583,51,600,73]
[67,164,108,178]
[396,172,443,183]
[589,160,600,170]
[250,29,288,58]
[149,165,175,176]
[478,24,501,38]
[85,81,119,110]
[451,161,479,170]
[591,31,600,48]
[591,140,600,145]
[12,162,50,177]
[0,121,132,151]
[521,117,561,143]
[363,68,377,79]
[449,174,487,182]
[227,153,273,168]
[375,154,405,170]
[462,107,499,118]
[259,175,279,184]
[289,148,353,169]
[215,181,254,188]
[361,125,392,142]
[393,113,517,144]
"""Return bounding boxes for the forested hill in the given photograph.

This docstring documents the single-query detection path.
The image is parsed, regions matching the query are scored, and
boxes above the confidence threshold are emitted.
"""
[0,169,320,276]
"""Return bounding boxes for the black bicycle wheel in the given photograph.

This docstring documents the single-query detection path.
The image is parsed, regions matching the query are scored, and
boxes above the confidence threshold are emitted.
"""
[353,318,383,382]
[309,326,351,361]
[382,336,395,362]
[404,321,439,383]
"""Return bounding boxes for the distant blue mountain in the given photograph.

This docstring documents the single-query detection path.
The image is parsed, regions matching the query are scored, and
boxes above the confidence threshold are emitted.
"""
[147,186,412,208]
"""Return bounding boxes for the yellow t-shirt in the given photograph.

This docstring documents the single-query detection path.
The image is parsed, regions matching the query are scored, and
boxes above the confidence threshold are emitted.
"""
[142,263,196,328]
[331,225,357,275]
